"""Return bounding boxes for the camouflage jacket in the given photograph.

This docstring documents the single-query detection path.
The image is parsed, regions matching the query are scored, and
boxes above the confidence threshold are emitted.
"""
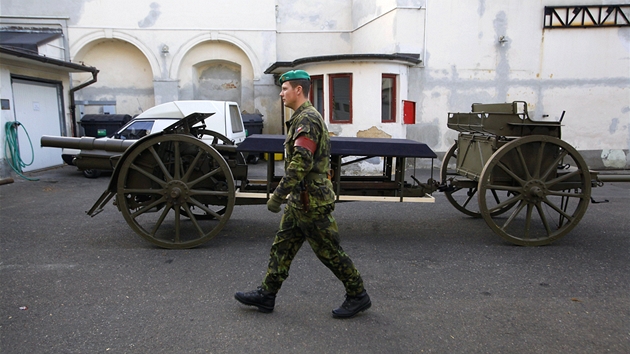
[273,101,335,210]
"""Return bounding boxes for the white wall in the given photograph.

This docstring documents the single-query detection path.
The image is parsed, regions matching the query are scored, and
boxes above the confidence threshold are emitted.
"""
[2,0,627,168]
[410,0,629,168]
[0,60,75,177]
[301,62,410,139]
[351,0,426,54]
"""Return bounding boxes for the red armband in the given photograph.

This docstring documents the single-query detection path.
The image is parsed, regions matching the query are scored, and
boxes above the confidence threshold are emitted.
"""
[294,135,317,154]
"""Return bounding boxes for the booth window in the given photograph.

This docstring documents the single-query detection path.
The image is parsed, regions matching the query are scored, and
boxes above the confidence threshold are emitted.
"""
[381,74,397,123]
[310,75,324,117]
[329,73,352,123]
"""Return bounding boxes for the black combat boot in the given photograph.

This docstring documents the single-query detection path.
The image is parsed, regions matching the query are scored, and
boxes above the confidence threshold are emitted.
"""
[234,287,276,313]
[332,290,371,319]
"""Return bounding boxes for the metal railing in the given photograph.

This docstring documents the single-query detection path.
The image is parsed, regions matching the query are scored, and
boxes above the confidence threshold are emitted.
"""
[544,5,630,28]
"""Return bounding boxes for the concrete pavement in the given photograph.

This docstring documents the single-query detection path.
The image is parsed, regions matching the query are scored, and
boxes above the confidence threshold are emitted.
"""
[1,164,628,353]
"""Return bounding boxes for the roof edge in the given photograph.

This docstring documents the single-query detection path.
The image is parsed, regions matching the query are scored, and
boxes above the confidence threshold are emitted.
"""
[0,45,98,73]
[264,53,421,74]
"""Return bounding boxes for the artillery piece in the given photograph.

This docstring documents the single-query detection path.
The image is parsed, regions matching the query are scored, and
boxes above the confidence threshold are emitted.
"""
[439,101,624,246]
[43,112,251,248]
[43,110,437,249]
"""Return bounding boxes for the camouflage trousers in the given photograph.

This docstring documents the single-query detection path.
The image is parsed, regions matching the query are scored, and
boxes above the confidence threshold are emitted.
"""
[261,204,365,296]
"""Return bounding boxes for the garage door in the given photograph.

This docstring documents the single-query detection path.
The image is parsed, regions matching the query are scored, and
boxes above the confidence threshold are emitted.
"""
[12,78,64,172]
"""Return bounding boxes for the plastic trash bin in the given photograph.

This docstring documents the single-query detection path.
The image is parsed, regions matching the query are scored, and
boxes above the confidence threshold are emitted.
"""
[242,113,264,136]
[80,114,132,138]
[241,113,264,163]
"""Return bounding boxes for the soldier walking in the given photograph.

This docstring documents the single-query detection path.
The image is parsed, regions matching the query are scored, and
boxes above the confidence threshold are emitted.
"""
[235,70,371,319]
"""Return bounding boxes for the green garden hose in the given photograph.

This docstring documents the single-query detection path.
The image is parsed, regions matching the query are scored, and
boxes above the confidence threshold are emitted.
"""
[4,121,38,181]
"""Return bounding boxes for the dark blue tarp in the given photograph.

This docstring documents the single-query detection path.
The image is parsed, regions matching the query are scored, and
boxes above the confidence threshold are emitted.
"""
[237,134,436,158]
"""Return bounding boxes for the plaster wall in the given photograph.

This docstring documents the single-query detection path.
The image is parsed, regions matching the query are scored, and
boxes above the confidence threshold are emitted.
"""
[1,0,277,29]
[0,61,73,178]
[72,39,154,116]
[2,0,627,169]
[296,61,410,139]
[0,63,73,132]
[5,0,278,122]
[413,0,629,169]
[352,9,401,54]
[67,28,273,80]
[176,41,255,110]
[276,32,352,60]
[276,0,352,32]
[66,28,276,118]
[255,83,283,135]
[351,1,426,54]
[352,0,426,27]
[274,0,352,59]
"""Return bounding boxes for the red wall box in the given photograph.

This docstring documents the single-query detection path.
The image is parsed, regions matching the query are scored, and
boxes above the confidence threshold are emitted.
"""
[403,100,416,124]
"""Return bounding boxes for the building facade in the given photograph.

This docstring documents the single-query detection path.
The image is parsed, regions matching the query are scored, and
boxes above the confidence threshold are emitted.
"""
[1,0,628,175]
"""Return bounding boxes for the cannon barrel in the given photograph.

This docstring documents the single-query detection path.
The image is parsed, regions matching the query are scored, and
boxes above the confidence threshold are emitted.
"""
[596,174,630,183]
[41,136,135,152]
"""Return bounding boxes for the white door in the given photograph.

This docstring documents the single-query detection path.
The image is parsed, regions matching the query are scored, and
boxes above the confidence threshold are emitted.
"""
[12,79,64,172]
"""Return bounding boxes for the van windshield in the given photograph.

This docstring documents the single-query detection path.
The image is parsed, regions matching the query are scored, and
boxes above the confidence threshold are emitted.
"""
[117,121,155,140]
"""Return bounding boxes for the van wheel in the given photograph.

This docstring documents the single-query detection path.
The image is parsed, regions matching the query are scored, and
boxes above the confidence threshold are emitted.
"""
[83,169,101,178]
[246,154,259,164]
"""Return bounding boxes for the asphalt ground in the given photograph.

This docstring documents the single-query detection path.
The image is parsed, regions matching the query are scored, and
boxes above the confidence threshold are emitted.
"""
[1,164,629,353]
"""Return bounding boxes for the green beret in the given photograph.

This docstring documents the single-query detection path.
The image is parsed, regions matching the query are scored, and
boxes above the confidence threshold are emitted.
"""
[278,70,311,84]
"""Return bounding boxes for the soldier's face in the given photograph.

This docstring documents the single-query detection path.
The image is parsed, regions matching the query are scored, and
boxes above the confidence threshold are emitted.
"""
[280,81,300,110]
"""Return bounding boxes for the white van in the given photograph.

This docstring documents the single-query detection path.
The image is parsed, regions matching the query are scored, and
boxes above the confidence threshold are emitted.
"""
[62,100,247,177]
[119,100,247,144]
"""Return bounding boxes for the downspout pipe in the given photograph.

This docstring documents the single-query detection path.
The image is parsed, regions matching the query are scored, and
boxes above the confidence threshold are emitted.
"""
[69,68,99,136]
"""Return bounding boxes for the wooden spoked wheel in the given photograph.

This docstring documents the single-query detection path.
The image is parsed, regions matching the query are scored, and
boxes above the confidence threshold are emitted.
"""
[478,135,591,246]
[440,143,516,217]
[196,129,233,145]
[179,129,240,220]
[116,134,235,249]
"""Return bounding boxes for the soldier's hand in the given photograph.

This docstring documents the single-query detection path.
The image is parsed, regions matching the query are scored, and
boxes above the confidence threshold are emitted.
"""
[267,194,284,213]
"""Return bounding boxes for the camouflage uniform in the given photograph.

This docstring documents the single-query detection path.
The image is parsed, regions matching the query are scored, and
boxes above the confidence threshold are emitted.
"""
[261,101,365,296]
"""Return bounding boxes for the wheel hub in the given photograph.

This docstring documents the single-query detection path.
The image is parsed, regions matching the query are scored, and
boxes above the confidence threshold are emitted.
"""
[165,180,189,205]
[523,180,546,203]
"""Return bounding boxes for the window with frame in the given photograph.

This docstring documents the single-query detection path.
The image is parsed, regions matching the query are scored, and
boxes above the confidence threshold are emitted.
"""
[381,74,397,123]
[329,73,352,123]
[310,75,324,117]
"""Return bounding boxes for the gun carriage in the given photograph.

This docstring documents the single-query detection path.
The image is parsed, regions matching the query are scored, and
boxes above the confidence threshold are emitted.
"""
[42,101,625,248]
[43,112,437,249]
[439,101,626,246]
